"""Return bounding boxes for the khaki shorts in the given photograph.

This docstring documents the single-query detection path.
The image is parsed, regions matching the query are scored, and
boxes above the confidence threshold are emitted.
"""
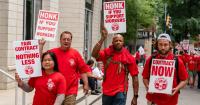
[62,95,77,105]
[147,101,156,105]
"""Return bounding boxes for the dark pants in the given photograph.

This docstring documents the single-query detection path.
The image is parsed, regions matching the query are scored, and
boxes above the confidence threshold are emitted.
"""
[80,77,97,91]
[197,71,200,89]
[102,92,127,105]
[88,77,97,91]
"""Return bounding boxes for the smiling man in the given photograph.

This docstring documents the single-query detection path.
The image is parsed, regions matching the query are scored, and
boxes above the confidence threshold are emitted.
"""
[39,31,90,105]
[92,27,139,105]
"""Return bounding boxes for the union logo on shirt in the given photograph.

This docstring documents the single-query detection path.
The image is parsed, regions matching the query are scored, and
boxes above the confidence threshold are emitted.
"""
[69,58,75,66]
[47,79,55,91]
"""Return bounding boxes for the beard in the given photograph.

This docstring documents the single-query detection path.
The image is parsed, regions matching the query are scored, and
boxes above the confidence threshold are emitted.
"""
[158,49,170,55]
[113,46,123,51]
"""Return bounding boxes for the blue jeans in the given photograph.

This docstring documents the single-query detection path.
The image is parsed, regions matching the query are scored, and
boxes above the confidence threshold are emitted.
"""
[102,92,127,105]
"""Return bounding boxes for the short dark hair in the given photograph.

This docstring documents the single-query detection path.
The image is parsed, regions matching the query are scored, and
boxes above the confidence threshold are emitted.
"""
[41,52,59,72]
[87,59,94,65]
[60,31,73,40]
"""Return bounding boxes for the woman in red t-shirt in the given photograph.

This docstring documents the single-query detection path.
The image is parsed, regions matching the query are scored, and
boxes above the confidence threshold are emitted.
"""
[15,52,66,105]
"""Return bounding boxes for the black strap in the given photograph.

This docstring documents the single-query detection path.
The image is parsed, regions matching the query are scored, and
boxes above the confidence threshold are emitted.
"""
[104,56,129,95]
[103,56,113,81]
[124,64,129,95]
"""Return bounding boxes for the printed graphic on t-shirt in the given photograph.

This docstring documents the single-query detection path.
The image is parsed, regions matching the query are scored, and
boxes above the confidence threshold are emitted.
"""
[47,79,55,91]
[69,58,75,67]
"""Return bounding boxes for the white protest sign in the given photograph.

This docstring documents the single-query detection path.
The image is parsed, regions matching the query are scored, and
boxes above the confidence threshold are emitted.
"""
[148,59,175,94]
[138,46,145,55]
[35,10,59,41]
[104,1,126,33]
[13,40,42,78]
[181,40,189,51]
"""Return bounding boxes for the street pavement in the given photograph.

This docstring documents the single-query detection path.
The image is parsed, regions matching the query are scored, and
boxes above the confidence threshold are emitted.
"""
[94,66,200,105]
[0,66,200,105]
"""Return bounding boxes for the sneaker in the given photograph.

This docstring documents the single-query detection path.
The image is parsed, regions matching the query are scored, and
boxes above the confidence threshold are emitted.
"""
[95,90,101,93]
[91,91,99,95]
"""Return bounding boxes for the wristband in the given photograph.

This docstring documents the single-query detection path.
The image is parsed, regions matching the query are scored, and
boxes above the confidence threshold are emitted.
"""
[134,94,139,98]
[96,42,101,46]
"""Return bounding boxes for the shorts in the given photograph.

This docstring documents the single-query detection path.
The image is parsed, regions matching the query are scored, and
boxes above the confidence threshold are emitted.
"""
[62,95,77,105]
[188,70,197,77]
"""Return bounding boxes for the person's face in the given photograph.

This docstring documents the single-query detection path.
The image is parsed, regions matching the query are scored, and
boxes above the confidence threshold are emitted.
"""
[157,39,171,55]
[112,35,124,51]
[42,54,55,70]
[60,33,72,50]
[97,63,103,70]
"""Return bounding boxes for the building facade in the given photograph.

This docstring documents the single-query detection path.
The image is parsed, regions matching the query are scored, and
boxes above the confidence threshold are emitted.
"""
[0,0,107,89]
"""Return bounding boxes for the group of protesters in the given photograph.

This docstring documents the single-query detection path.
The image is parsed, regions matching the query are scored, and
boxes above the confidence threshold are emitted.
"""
[15,25,200,105]
[175,48,200,89]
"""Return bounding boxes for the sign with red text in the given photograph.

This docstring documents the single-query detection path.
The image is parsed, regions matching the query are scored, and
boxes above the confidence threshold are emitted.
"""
[13,40,42,78]
[181,40,189,51]
[35,10,59,41]
[148,59,175,94]
[104,1,126,33]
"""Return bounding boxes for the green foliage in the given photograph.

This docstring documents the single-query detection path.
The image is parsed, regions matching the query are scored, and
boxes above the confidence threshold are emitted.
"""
[166,0,200,41]
[124,0,157,43]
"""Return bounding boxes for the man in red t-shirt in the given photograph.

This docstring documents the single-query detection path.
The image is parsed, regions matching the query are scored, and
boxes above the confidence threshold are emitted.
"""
[142,33,188,105]
[92,27,139,105]
[196,55,200,89]
[39,31,90,105]
[188,52,197,88]
[135,51,140,65]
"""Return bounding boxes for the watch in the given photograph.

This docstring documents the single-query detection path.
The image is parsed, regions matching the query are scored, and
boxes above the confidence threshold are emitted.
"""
[134,94,139,98]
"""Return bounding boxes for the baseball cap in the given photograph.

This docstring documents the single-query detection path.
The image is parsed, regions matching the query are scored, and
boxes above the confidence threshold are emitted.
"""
[157,33,171,42]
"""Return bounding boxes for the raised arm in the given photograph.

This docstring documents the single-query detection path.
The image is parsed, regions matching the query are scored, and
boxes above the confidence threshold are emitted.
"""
[38,39,46,56]
[91,27,108,58]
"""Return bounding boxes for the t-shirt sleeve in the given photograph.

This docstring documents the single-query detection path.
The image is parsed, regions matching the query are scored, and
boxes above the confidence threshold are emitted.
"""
[178,58,189,81]
[128,57,139,76]
[28,78,36,88]
[96,50,106,62]
[57,73,67,94]
[75,51,91,73]
[142,56,152,79]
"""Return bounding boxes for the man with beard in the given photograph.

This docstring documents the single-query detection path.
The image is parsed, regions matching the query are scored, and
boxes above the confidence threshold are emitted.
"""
[92,27,139,105]
[142,33,188,105]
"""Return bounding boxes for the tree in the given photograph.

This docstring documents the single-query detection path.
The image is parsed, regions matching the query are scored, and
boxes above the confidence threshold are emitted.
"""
[166,0,200,42]
[124,0,158,52]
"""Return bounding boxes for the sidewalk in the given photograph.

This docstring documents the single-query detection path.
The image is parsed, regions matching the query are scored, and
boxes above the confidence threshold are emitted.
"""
[0,83,101,105]
[1,65,200,105]
[0,87,34,105]
[94,65,200,105]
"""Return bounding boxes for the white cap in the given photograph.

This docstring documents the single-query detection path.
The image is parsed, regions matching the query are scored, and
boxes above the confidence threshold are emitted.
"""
[157,33,171,42]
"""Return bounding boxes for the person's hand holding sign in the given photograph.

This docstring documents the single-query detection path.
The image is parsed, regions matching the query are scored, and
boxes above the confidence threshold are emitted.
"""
[101,26,108,40]
[38,38,46,46]
[15,73,23,87]
[38,38,46,56]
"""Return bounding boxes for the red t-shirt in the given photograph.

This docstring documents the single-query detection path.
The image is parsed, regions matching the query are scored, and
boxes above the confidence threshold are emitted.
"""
[188,55,196,71]
[135,51,140,61]
[49,48,90,95]
[97,46,138,96]
[178,53,189,66]
[142,52,188,105]
[196,56,200,71]
[28,72,66,105]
